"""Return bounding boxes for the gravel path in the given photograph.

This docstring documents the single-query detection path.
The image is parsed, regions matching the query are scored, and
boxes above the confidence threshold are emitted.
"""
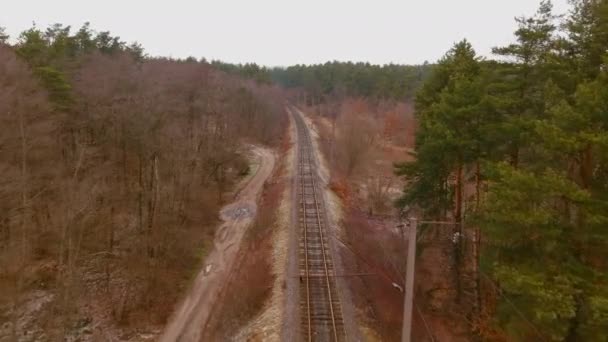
[159,146,276,342]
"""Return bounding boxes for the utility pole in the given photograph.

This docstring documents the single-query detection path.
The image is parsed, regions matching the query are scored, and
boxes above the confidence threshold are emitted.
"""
[402,218,417,342]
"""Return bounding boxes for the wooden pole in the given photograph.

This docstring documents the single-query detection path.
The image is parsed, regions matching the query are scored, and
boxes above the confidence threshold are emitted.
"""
[402,218,417,342]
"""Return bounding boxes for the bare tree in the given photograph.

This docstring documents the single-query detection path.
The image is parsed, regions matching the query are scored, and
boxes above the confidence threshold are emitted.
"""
[366,176,394,216]
[0,39,287,337]
[0,45,54,339]
[335,104,378,176]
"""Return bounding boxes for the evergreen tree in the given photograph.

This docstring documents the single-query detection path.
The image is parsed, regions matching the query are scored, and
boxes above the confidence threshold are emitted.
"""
[396,40,485,222]
[270,61,433,101]
[12,23,136,113]
[16,26,48,67]
[95,31,124,54]
[0,26,8,44]
[566,0,608,82]
[398,1,608,340]
[491,0,559,167]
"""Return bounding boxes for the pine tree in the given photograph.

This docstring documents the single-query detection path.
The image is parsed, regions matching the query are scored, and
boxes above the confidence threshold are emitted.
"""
[0,27,8,44]
[398,1,608,340]
[491,0,558,167]
[476,1,608,339]
[396,40,485,221]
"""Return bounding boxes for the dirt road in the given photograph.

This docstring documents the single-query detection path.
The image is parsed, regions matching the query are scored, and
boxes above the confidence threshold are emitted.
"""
[160,146,276,342]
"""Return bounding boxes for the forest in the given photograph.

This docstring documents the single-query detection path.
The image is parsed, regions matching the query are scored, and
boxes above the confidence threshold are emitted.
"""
[211,60,432,101]
[396,0,608,340]
[1,0,608,341]
[0,22,285,339]
[270,62,432,101]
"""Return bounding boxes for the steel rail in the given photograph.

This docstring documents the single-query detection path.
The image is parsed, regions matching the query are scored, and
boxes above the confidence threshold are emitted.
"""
[295,110,344,341]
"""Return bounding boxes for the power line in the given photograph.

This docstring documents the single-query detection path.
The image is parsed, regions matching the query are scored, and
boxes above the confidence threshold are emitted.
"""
[405,219,547,341]
[402,218,417,342]
[417,223,547,340]
[331,229,425,342]
[479,271,547,341]
[415,301,436,342]
[334,217,545,341]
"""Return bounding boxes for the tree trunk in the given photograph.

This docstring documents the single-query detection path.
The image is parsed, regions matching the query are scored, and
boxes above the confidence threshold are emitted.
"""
[580,144,592,190]
[510,144,519,169]
[455,162,463,233]
[475,160,481,210]
[121,120,128,190]
[145,154,160,309]
[454,162,464,302]
[18,110,27,261]
[138,153,144,233]
[106,207,115,292]
[147,154,159,257]
[12,110,27,342]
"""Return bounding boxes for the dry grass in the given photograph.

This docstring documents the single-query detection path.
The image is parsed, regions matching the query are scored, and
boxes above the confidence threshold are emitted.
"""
[342,207,406,341]
[232,113,296,342]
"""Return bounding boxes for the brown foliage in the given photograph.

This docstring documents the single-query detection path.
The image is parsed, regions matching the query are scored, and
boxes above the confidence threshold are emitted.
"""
[0,45,286,338]
[341,207,406,341]
[329,179,350,202]
[335,101,379,176]
[0,45,58,338]
[380,101,416,148]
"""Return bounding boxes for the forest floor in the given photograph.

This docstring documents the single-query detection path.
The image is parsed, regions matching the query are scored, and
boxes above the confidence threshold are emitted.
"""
[0,145,274,342]
[159,145,276,342]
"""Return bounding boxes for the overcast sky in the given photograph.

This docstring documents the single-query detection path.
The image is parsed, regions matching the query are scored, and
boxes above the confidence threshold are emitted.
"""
[2,0,571,66]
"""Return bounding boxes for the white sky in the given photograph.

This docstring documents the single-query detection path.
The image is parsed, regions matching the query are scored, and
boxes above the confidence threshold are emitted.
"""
[2,0,571,66]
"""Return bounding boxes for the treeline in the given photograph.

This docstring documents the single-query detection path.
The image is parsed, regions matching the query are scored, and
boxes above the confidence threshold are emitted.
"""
[271,62,432,101]
[397,1,608,340]
[209,60,433,101]
[211,60,273,85]
[0,23,285,339]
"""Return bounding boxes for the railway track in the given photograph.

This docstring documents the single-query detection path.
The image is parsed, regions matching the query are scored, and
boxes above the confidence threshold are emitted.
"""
[293,109,346,342]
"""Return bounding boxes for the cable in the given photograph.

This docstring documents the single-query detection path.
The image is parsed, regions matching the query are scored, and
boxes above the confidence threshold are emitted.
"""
[414,301,436,342]
[420,225,547,340]
[479,271,547,341]
[333,216,546,341]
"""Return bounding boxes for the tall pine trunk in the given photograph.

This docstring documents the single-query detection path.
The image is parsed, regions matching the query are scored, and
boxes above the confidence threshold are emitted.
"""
[454,162,464,301]
[455,162,463,233]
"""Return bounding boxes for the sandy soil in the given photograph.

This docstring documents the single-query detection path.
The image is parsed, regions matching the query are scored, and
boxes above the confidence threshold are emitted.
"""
[159,146,276,342]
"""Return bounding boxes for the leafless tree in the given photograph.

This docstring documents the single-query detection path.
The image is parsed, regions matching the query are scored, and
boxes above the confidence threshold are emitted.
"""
[0,39,287,337]
[335,104,378,176]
